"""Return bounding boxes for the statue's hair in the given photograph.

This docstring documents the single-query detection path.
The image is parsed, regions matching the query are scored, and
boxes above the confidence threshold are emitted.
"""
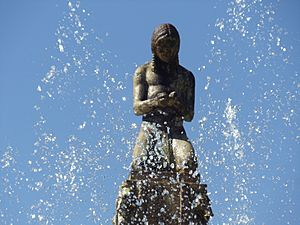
[151,24,180,74]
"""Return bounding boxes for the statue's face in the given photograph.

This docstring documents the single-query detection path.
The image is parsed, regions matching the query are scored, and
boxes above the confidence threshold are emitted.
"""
[155,36,179,63]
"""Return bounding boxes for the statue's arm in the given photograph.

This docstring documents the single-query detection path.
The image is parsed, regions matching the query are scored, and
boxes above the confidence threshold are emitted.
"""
[184,72,195,122]
[171,72,195,121]
[133,66,158,116]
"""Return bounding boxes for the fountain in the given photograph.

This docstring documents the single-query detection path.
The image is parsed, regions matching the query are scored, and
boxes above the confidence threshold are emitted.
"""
[113,23,213,224]
[0,1,298,224]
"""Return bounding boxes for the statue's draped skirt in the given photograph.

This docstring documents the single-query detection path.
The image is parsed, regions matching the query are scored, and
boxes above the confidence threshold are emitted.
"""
[132,120,198,174]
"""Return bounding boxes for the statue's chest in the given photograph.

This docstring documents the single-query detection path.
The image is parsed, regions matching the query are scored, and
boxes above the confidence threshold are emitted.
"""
[146,71,182,88]
[146,71,168,86]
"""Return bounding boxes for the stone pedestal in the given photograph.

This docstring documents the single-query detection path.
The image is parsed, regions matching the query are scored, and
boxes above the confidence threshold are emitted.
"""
[113,171,213,225]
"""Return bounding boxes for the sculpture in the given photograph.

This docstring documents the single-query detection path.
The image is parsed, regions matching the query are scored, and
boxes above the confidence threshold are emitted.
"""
[114,24,213,225]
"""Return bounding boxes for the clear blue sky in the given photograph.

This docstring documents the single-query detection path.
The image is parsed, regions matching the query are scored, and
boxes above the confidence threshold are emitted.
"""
[0,0,299,224]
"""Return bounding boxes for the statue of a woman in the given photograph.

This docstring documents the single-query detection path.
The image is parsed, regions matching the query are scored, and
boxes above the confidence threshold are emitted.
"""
[114,24,212,225]
[131,23,198,181]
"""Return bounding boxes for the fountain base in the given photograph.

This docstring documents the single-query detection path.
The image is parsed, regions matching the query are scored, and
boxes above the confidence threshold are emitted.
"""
[113,171,213,225]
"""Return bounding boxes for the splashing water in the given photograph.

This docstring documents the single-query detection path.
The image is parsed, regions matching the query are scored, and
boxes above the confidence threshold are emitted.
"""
[1,1,138,223]
[197,0,298,224]
[0,146,25,224]
[28,1,138,224]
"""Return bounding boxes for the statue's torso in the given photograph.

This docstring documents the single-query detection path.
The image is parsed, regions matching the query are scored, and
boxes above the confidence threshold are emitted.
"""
[144,63,191,105]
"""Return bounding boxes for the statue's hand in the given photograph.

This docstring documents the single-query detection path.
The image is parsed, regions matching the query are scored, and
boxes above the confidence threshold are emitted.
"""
[167,91,181,107]
[156,93,169,108]
[168,91,177,98]
[156,92,169,99]
[154,91,182,111]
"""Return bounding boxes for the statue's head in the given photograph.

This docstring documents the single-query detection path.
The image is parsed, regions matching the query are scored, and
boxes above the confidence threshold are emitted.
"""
[151,23,180,64]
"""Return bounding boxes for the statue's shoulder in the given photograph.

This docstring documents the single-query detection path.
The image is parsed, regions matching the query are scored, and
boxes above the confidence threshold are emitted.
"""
[134,62,151,77]
[133,62,151,84]
[178,65,195,82]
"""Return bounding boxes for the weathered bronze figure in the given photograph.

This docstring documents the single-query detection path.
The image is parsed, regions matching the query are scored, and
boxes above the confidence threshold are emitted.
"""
[114,24,213,225]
